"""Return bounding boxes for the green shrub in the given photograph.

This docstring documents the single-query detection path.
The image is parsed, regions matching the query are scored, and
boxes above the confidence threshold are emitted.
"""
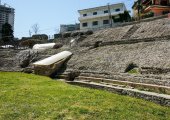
[85,30,93,35]
[32,34,48,40]
[128,68,140,74]
[112,11,131,23]
[125,63,138,73]
[162,11,169,15]
[19,39,37,48]
[71,32,79,37]
[54,33,62,39]
[71,32,85,37]
[62,32,71,38]
[141,12,154,19]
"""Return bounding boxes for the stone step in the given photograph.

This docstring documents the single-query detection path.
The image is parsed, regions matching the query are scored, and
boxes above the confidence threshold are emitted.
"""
[80,71,170,81]
[137,74,170,81]
[78,70,170,80]
[57,70,170,87]
[55,69,79,78]
[0,67,22,72]
[75,76,170,95]
[79,80,128,88]
[81,71,170,81]
[56,70,170,94]
[79,72,170,86]
[57,74,68,79]
[122,25,140,39]
[67,81,170,107]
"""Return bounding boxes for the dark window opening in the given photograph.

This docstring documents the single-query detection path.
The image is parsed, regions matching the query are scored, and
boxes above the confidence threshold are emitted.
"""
[103,20,109,24]
[104,10,108,14]
[83,14,87,17]
[92,21,98,26]
[115,8,120,12]
[82,23,88,27]
[93,12,97,15]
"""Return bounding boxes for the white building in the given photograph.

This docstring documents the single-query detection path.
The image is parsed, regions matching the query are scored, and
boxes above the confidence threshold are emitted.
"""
[78,3,127,30]
[0,4,15,39]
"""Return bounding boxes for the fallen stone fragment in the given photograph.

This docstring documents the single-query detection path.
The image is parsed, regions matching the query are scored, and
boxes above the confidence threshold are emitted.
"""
[33,51,72,77]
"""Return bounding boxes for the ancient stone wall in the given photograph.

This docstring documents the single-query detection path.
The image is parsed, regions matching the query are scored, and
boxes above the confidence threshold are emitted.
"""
[67,41,170,74]
[80,18,170,47]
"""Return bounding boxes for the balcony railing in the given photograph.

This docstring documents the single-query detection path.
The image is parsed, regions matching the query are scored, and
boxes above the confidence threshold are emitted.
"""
[79,11,124,21]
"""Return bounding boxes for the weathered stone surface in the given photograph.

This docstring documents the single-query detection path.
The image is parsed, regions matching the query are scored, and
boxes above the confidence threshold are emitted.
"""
[33,51,72,77]
[16,49,38,68]
[0,49,22,71]
[66,71,80,81]
[23,67,33,74]
[53,43,63,49]
[67,41,170,74]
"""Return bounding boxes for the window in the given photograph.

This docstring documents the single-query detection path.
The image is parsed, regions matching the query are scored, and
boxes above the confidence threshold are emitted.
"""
[93,12,97,15]
[68,27,75,31]
[82,22,88,27]
[83,14,87,17]
[104,10,108,14]
[92,21,98,26]
[103,20,109,24]
[115,8,120,12]
[160,0,168,5]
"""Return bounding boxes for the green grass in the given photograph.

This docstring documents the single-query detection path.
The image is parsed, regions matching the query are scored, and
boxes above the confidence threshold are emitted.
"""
[128,68,140,74]
[0,72,170,120]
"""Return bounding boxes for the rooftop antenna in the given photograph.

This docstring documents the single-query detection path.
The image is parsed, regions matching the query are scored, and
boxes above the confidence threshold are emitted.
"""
[107,3,113,27]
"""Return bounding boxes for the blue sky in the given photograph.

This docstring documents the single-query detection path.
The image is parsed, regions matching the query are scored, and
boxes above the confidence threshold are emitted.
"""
[2,0,134,38]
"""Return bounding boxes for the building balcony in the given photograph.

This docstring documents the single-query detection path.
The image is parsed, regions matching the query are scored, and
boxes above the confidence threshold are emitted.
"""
[142,0,152,4]
[78,11,124,21]
[144,5,170,12]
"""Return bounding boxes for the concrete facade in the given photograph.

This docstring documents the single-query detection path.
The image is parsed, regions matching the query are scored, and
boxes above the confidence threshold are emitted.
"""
[0,4,15,39]
[78,3,127,30]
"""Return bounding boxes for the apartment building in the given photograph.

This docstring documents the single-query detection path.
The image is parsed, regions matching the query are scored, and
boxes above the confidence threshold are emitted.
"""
[0,4,15,39]
[78,3,127,30]
[132,0,170,18]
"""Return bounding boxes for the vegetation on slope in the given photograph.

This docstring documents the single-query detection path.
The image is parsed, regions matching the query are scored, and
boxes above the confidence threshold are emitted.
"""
[0,72,170,120]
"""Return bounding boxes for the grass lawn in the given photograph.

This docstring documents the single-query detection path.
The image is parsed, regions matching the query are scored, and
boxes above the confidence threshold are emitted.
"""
[0,72,170,120]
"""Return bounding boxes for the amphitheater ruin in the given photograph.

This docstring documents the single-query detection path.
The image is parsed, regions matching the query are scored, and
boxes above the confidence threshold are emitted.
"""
[1,16,170,106]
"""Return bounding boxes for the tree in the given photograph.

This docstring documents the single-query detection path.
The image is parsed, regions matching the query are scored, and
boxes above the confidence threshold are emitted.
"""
[123,11,131,22]
[112,11,131,23]
[29,30,32,37]
[1,23,14,44]
[32,23,39,35]
[137,0,143,20]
